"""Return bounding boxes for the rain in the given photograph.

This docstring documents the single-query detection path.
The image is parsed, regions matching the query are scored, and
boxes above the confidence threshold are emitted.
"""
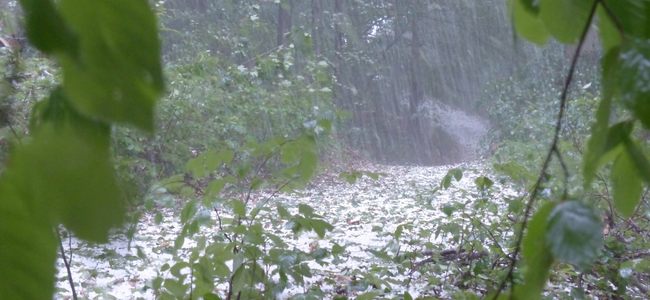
[1,0,648,300]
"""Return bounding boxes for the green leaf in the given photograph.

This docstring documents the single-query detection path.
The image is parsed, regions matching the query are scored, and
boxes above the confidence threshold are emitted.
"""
[404,292,414,300]
[442,203,455,217]
[205,149,235,171]
[203,293,222,300]
[584,49,617,188]
[602,0,650,40]
[584,119,631,188]
[316,119,332,133]
[185,155,207,178]
[170,262,189,277]
[367,249,392,261]
[207,176,237,196]
[311,219,333,238]
[181,200,197,224]
[278,251,298,270]
[514,202,555,300]
[332,244,346,256]
[164,278,186,297]
[624,137,650,184]
[299,204,314,217]
[55,0,164,132]
[155,212,163,224]
[20,0,79,55]
[357,292,380,300]
[634,259,650,273]
[546,200,603,271]
[232,199,246,216]
[161,263,170,272]
[174,234,185,249]
[207,179,226,196]
[277,204,292,219]
[395,225,404,240]
[137,247,147,259]
[618,40,650,130]
[512,0,550,45]
[266,232,289,248]
[449,168,463,181]
[475,176,494,191]
[597,7,622,52]
[0,177,58,300]
[441,174,452,189]
[539,0,596,44]
[298,150,318,182]
[13,123,124,242]
[611,151,643,218]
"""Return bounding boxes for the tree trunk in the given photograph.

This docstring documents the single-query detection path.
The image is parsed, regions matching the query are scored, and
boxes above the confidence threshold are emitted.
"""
[408,3,426,163]
[277,0,293,48]
[311,0,322,57]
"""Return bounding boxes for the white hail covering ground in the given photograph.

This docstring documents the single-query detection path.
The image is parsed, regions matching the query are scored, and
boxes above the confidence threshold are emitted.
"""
[54,160,517,300]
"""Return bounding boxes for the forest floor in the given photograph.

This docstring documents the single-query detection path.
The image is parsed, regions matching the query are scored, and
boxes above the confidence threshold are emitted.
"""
[53,159,518,300]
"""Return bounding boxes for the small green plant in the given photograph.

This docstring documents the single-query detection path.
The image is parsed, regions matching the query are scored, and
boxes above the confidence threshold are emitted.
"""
[145,121,337,299]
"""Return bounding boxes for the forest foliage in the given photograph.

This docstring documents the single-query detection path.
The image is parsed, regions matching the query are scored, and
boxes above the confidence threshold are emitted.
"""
[0,0,650,299]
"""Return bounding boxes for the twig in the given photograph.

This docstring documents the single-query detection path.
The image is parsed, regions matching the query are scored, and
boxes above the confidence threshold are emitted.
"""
[56,228,78,300]
[598,1,626,40]
[213,207,233,243]
[492,1,600,299]
[247,180,292,226]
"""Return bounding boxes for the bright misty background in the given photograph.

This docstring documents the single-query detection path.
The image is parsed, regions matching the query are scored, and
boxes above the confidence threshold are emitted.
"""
[0,0,601,171]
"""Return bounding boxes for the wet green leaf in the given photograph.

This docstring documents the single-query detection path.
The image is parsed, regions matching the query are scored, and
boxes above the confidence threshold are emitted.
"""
[442,203,455,217]
[611,151,642,218]
[602,0,650,40]
[618,40,650,130]
[539,0,596,44]
[441,174,452,189]
[164,279,186,297]
[546,201,603,271]
[515,202,555,300]
[584,119,631,188]
[203,293,222,300]
[0,177,58,300]
[155,212,163,224]
[475,176,494,191]
[584,49,617,187]
[395,224,404,239]
[311,219,333,238]
[357,292,380,300]
[232,199,246,216]
[449,168,463,181]
[20,0,78,55]
[597,7,622,52]
[13,123,124,242]
[299,204,314,217]
[512,0,549,45]
[56,0,163,131]
[624,140,650,184]
[181,200,197,224]
[277,204,291,219]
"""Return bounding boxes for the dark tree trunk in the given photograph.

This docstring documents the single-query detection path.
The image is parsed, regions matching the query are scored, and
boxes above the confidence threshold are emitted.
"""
[277,0,293,48]
[407,3,427,163]
[311,0,322,57]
